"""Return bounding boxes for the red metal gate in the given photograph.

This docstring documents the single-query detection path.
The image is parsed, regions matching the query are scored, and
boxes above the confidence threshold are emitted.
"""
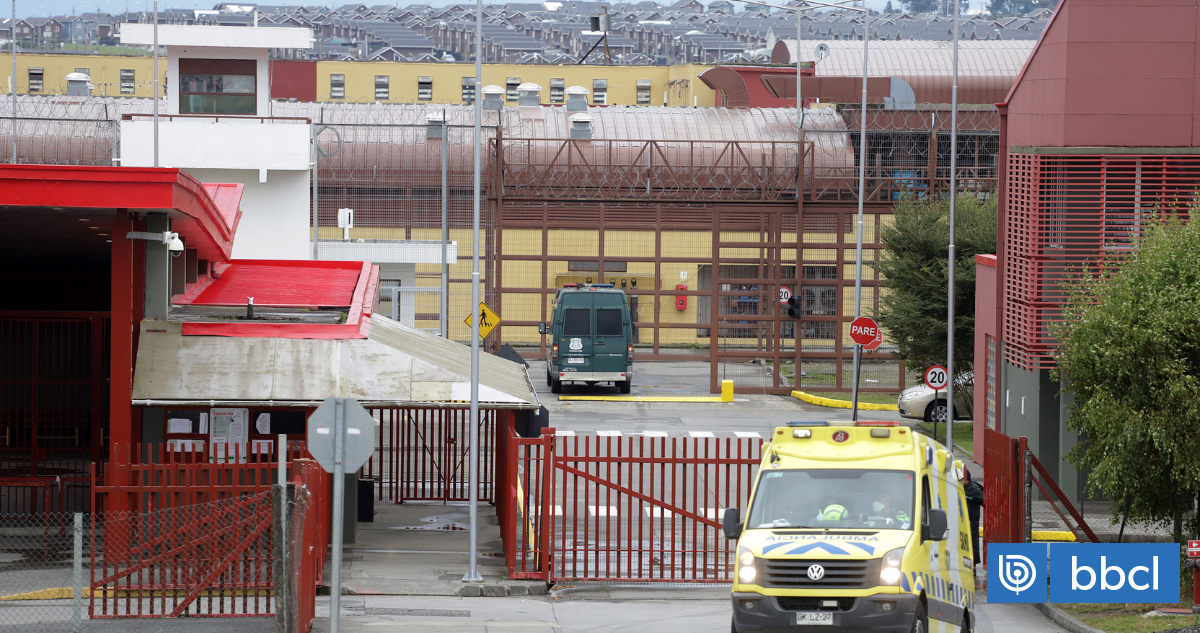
[367,407,496,504]
[982,428,1021,548]
[0,313,109,514]
[500,421,762,582]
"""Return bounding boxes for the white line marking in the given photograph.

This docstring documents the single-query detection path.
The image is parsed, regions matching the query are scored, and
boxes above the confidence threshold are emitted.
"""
[688,431,715,438]
[597,431,622,437]
[532,505,563,516]
[589,506,618,517]
[642,431,668,437]
[734,431,761,438]
[643,507,674,518]
[556,430,576,436]
[702,508,727,520]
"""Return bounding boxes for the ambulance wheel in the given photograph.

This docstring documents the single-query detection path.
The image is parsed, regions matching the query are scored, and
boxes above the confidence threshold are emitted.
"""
[730,617,738,633]
[618,379,632,394]
[961,610,972,633]
[551,377,562,394]
[910,602,927,633]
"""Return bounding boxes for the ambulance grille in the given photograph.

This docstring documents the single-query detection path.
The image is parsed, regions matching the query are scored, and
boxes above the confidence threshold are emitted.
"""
[759,558,880,589]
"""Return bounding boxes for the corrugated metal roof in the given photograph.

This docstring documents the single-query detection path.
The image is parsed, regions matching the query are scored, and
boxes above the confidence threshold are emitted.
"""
[132,316,538,407]
[774,39,1035,77]
[189,261,363,308]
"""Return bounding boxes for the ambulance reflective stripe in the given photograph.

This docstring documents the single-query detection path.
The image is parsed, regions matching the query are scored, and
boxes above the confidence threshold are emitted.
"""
[845,542,875,555]
[761,542,792,555]
[783,542,850,556]
[901,574,911,592]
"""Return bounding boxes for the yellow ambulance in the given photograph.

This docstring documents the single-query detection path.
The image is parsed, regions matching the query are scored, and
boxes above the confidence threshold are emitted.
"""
[722,421,975,633]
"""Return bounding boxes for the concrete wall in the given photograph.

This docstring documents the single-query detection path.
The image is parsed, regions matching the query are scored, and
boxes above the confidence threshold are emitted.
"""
[189,168,312,260]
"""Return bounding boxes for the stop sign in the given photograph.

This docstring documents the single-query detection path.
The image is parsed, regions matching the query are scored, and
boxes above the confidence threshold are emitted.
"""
[849,317,879,346]
[863,329,883,350]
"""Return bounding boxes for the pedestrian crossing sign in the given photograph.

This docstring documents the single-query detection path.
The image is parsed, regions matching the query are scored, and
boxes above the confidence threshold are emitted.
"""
[464,302,501,339]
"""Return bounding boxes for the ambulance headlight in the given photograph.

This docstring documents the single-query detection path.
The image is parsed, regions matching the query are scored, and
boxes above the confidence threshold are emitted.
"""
[879,547,904,585]
[737,547,757,583]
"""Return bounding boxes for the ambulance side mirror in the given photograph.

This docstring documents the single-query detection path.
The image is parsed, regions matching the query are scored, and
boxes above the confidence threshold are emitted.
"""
[722,508,742,540]
[538,322,547,335]
[924,509,948,542]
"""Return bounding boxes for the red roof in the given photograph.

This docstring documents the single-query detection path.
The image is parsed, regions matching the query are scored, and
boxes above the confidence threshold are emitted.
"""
[184,260,369,308]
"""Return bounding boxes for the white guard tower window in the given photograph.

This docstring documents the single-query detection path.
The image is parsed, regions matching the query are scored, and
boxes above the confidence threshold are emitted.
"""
[179,58,257,115]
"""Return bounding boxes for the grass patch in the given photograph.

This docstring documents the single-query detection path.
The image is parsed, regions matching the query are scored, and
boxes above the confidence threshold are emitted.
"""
[805,390,899,406]
[913,421,973,453]
[1060,602,1199,633]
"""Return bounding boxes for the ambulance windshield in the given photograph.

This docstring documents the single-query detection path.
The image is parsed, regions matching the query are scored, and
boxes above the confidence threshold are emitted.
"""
[745,469,916,531]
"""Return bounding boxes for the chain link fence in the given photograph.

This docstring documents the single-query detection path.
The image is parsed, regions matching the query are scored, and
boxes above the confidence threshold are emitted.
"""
[0,513,84,632]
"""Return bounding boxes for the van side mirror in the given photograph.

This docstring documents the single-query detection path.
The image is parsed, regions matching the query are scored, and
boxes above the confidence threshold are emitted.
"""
[538,322,547,335]
[924,508,948,542]
[722,507,742,540]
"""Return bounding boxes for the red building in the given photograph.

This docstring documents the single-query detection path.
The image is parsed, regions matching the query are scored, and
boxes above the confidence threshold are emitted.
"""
[975,0,1200,519]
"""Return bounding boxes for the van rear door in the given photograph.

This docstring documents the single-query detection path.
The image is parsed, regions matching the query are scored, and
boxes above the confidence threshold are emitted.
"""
[560,296,593,374]
[592,293,628,374]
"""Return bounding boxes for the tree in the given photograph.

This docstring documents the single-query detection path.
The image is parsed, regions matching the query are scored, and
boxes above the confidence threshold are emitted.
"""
[1053,217,1200,538]
[884,0,894,13]
[903,0,938,13]
[875,195,996,380]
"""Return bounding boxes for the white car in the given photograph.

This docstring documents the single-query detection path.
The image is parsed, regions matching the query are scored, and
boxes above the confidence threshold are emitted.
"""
[896,371,972,423]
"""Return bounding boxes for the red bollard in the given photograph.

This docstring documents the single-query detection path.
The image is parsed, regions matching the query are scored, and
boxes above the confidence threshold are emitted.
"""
[1193,564,1199,613]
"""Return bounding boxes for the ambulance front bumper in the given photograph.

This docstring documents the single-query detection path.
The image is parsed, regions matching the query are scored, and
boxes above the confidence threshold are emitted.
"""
[731,592,919,633]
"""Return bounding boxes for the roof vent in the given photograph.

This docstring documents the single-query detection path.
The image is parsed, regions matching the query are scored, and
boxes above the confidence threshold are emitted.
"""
[565,85,589,112]
[569,112,594,140]
[482,84,505,111]
[517,82,543,106]
[425,110,445,139]
[65,72,91,97]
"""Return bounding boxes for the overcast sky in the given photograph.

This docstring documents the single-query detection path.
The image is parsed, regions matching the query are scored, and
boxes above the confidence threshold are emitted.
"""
[10,0,989,23]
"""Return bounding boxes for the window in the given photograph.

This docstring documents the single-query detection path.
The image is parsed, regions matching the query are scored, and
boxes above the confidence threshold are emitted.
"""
[27,67,43,93]
[330,73,345,99]
[74,67,90,77]
[506,77,520,102]
[563,308,590,336]
[567,261,627,272]
[417,76,432,101]
[549,77,564,103]
[803,265,837,280]
[592,79,607,105]
[745,469,915,531]
[635,79,651,105]
[375,75,389,100]
[461,76,475,104]
[596,309,623,336]
[802,287,837,316]
[119,69,135,95]
[179,59,256,114]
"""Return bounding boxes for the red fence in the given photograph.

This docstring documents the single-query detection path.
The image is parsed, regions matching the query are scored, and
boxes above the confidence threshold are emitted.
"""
[365,407,496,504]
[983,429,1022,549]
[291,458,330,633]
[500,421,762,583]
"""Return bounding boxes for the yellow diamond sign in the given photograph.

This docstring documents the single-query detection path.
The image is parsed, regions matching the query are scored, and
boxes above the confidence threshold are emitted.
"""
[464,302,501,339]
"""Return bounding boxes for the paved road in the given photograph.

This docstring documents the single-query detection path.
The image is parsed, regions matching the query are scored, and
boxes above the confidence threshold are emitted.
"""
[307,586,1067,633]
[531,360,908,437]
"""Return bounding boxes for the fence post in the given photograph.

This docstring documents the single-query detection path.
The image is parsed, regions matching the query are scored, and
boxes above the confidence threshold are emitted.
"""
[274,484,289,633]
[538,429,555,583]
[72,512,82,633]
[1022,438,1032,544]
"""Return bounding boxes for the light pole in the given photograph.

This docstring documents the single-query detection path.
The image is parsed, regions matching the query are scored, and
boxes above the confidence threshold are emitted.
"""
[742,0,872,419]
[945,0,960,453]
[463,0,483,585]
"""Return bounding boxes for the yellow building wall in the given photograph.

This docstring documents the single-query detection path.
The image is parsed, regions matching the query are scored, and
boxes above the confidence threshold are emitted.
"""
[2,53,164,98]
[4,53,719,107]
[316,60,717,107]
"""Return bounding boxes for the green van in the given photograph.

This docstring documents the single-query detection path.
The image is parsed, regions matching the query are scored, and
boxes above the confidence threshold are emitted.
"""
[539,283,634,394]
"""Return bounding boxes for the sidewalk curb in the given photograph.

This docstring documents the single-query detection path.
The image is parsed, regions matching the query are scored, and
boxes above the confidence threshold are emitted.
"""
[1033,603,1106,633]
[791,390,899,411]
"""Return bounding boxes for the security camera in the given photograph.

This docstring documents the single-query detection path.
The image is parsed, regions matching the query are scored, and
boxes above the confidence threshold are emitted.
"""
[168,234,184,256]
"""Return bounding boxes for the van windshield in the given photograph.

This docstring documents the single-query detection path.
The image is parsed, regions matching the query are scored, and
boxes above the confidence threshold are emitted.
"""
[745,469,915,531]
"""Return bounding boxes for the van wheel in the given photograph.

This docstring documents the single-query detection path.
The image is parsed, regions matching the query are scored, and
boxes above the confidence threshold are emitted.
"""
[546,369,552,387]
[910,602,927,633]
[618,379,632,394]
[551,377,562,394]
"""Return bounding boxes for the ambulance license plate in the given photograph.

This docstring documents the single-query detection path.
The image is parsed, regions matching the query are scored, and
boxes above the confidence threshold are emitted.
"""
[796,613,833,625]
[566,357,585,364]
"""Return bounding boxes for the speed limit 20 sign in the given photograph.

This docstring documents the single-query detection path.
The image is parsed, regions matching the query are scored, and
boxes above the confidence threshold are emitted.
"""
[924,365,949,390]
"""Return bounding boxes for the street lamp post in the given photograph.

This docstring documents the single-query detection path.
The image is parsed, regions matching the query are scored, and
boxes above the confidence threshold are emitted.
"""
[463,0,483,585]
[945,0,960,454]
[741,0,872,420]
